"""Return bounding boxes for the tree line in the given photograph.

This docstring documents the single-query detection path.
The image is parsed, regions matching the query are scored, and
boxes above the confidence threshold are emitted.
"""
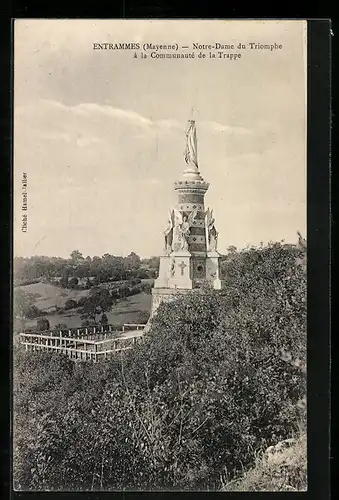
[14,250,160,287]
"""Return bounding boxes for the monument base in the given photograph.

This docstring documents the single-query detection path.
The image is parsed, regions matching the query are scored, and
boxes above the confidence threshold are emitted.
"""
[168,252,193,289]
[147,249,224,332]
[206,252,223,289]
[144,287,192,332]
[154,254,171,288]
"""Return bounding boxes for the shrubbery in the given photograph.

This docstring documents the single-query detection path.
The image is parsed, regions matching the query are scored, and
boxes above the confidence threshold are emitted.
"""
[64,299,78,310]
[13,243,306,491]
[36,318,50,331]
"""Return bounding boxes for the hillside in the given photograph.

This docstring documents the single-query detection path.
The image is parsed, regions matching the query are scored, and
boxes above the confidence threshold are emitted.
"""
[15,282,152,329]
[16,282,91,312]
[13,243,307,491]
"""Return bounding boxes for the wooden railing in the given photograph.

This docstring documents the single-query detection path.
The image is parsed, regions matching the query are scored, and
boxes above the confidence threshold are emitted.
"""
[121,323,146,332]
[19,323,146,362]
[32,324,119,340]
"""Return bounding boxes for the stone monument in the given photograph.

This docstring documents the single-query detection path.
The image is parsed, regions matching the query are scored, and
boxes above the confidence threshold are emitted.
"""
[147,119,224,326]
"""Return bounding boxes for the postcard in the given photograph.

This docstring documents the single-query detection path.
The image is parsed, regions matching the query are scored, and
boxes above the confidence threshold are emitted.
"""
[13,19,308,492]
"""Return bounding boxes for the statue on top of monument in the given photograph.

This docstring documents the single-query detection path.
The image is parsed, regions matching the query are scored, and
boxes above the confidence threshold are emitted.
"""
[205,208,219,252]
[172,207,199,251]
[184,120,198,169]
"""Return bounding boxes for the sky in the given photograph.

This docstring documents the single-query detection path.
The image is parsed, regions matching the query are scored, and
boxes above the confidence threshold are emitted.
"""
[14,20,307,258]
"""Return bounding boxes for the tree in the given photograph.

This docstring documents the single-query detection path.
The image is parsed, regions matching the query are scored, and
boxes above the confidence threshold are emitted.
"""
[121,243,307,488]
[125,252,141,272]
[81,286,115,322]
[64,299,78,311]
[36,318,50,331]
[100,313,108,325]
[13,289,39,331]
[75,263,90,279]
[25,305,41,320]
[70,250,84,266]
[142,256,160,270]
[227,245,237,254]
[90,256,103,279]
[60,268,70,288]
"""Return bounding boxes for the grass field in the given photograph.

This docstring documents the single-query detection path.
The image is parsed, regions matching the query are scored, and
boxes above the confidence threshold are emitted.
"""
[17,282,91,312]
[16,282,152,330]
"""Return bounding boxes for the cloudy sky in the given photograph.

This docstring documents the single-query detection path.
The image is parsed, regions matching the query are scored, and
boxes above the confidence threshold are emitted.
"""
[14,20,307,258]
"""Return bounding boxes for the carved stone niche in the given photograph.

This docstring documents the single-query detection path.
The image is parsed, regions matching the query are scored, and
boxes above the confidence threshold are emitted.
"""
[192,258,206,279]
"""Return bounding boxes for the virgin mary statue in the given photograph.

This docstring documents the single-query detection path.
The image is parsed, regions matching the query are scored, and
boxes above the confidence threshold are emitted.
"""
[184,120,198,169]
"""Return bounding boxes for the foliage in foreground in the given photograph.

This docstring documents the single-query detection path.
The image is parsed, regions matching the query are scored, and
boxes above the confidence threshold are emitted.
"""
[222,430,307,491]
[13,243,306,491]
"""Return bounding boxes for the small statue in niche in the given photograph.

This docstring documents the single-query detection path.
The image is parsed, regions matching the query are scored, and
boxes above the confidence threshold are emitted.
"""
[170,259,176,277]
[205,208,219,252]
[164,210,174,254]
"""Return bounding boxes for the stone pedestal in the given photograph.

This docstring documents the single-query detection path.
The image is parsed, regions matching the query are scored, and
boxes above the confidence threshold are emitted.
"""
[206,251,224,290]
[154,254,171,288]
[167,251,193,289]
[148,249,223,324]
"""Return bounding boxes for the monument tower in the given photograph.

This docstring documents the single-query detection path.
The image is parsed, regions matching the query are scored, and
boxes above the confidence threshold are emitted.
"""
[149,120,224,320]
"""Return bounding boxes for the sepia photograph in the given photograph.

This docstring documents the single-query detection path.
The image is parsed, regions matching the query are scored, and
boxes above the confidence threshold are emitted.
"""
[13,19,307,492]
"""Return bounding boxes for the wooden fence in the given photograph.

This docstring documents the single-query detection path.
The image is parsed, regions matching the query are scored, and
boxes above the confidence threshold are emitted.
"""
[19,324,146,362]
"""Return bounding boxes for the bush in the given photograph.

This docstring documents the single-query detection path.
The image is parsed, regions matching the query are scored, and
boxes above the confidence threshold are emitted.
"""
[141,282,153,294]
[222,432,307,491]
[25,305,42,319]
[129,278,142,286]
[77,296,87,307]
[128,285,142,296]
[85,278,93,288]
[100,313,108,325]
[54,323,68,331]
[110,288,120,300]
[13,243,306,491]
[81,319,97,327]
[68,277,79,289]
[133,310,150,324]
[36,318,50,331]
[64,299,78,310]
[136,269,149,279]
